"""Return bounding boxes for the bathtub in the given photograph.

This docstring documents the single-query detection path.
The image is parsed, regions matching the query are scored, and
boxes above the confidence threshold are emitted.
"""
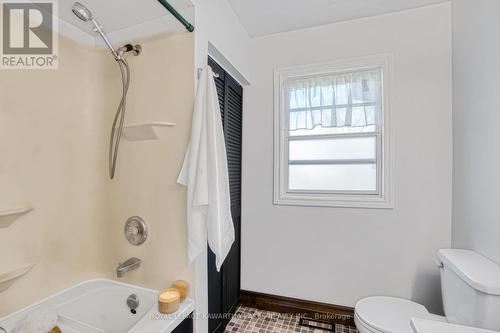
[0,279,194,333]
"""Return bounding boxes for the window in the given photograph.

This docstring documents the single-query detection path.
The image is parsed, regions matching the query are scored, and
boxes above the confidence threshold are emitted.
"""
[274,55,393,208]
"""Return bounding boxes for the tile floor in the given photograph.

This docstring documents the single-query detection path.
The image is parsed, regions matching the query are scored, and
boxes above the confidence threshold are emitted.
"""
[224,306,358,333]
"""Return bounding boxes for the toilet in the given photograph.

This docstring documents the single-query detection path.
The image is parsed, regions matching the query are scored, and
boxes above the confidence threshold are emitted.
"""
[354,249,500,333]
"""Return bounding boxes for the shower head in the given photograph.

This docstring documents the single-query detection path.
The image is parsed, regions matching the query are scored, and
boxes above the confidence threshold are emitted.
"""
[70,2,141,63]
[71,2,119,59]
[72,2,92,22]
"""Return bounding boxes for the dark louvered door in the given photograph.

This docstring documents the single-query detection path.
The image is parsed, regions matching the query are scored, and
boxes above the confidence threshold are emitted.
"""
[207,57,243,333]
[222,67,242,320]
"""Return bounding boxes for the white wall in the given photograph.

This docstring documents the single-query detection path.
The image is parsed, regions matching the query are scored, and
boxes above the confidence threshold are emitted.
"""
[452,0,500,264]
[242,3,452,313]
[192,0,251,84]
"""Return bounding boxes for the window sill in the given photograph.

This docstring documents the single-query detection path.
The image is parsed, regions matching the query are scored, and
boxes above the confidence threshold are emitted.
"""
[274,193,394,209]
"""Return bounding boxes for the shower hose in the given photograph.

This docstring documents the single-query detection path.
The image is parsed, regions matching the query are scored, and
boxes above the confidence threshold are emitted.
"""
[109,57,130,179]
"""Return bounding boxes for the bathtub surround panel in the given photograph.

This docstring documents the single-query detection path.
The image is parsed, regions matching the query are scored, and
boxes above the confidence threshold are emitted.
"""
[107,32,195,292]
[242,3,452,313]
[451,0,500,265]
[0,36,112,315]
[0,32,195,316]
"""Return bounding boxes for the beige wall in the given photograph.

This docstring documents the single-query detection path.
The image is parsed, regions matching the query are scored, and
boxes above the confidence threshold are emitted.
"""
[0,32,194,315]
[106,33,195,291]
[0,36,111,315]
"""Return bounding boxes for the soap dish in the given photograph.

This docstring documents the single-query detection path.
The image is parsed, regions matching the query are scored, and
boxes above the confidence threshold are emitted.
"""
[0,264,35,293]
[122,122,176,141]
[0,207,33,228]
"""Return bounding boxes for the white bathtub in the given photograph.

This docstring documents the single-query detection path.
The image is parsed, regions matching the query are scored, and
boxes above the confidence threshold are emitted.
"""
[0,279,194,333]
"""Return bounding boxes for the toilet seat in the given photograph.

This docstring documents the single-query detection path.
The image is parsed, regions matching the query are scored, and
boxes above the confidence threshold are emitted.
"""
[354,297,433,333]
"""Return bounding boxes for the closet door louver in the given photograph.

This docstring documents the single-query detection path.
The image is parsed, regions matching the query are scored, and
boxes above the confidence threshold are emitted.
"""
[214,71,226,125]
[222,72,242,320]
[225,79,243,208]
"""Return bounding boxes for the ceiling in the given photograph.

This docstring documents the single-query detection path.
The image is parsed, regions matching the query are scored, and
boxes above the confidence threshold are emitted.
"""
[226,0,450,37]
[59,0,192,34]
[50,0,193,46]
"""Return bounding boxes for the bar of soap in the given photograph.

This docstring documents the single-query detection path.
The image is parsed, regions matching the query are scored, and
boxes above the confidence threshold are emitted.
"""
[158,289,180,314]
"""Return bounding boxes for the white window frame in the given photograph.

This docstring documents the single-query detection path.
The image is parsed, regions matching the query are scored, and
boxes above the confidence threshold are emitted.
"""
[273,54,394,209]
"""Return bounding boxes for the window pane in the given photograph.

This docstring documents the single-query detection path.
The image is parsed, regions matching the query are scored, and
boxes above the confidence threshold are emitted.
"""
[289,137,376,161]
[286,68,381,131]
[288,164,377,192]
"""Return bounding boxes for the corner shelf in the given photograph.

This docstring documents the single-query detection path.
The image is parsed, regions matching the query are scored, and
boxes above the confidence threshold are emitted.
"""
[0,207,33,229]
[122,122,176,141]
[0,264,35,293]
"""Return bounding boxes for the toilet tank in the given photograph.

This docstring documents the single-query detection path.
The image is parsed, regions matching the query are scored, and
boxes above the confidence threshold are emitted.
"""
[438,249,500,331]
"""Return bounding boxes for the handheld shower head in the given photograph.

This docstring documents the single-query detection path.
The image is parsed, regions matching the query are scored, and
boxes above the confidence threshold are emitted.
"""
[71,2,118,58]
[72,2,92,21]
[71,2,141,180]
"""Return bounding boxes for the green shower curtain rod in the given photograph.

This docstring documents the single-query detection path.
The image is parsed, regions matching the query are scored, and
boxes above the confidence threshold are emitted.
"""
[157,0,194,32]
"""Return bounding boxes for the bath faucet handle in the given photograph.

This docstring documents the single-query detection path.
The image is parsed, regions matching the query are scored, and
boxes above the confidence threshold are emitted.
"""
[122,257,141,268]
[124,216,148,246]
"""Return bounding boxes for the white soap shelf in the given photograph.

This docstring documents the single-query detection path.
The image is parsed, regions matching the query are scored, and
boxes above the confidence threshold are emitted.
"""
[0,264,35,293]
[0,207,33,229]
[122,122,176,141]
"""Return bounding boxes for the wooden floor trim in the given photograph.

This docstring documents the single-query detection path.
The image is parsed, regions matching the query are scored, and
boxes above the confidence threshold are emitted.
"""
[239,290,355,327]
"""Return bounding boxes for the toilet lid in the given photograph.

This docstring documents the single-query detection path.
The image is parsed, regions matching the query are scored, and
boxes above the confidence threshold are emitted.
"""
[355,297,431,333]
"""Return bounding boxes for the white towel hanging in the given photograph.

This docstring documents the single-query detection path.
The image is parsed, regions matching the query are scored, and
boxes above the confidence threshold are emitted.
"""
[178,66,235,271]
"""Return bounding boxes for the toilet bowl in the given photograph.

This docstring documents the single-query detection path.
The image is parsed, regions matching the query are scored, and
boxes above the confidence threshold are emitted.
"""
[354,297,434,333]
[355,250,500,333]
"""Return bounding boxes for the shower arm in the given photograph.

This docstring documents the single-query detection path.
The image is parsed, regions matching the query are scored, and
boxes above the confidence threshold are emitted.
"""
[156,0,194,32]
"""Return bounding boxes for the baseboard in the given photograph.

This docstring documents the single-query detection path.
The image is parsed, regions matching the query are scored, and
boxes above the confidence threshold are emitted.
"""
[239,290,355,327]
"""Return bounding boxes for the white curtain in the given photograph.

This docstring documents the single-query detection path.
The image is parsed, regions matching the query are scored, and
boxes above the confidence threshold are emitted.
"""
[285,69,381,131]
